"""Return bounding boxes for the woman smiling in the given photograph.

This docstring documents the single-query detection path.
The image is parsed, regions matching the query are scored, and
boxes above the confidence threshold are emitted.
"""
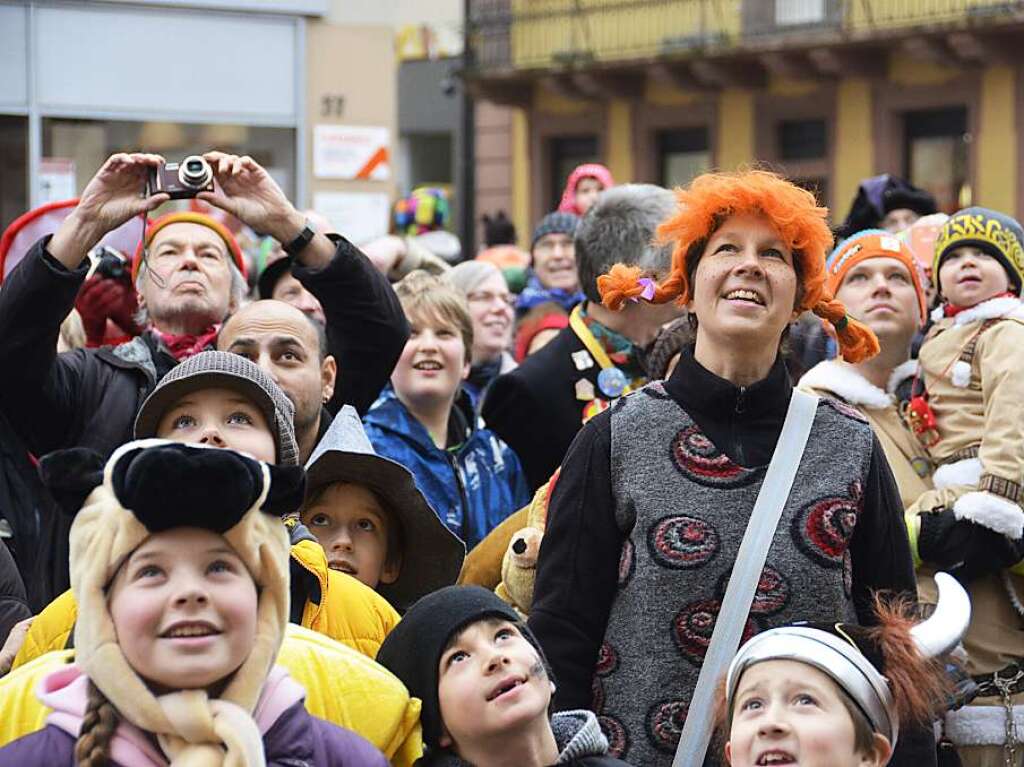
[526,171,931,766]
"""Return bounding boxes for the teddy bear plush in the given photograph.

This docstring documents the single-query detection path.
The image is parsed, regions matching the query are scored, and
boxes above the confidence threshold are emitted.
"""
[495,470,559,617]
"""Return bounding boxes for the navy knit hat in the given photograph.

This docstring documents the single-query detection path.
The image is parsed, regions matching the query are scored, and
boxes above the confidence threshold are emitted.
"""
[375,585,548,749]
[531,211,580,250]
[934,207,1024,296]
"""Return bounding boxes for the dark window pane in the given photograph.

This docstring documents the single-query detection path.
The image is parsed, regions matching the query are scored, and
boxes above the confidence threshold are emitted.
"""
[778,119,826,161]
[657,127,710,188]
[0,116,28,233]
[550,135,598,211]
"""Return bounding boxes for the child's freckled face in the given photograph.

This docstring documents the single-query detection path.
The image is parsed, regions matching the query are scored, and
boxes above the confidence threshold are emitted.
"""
[437,619,553,750]
[301,483,398,590]
[938,246,1011,308]
[107,527,258,693]
[726,661,886,767]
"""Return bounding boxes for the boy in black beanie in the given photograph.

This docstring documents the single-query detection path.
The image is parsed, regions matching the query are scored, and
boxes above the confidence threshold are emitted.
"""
[376,586,630,767]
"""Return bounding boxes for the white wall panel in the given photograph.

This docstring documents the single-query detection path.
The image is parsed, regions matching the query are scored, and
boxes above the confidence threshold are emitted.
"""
[0,5,28,107]
[35,5,296,122]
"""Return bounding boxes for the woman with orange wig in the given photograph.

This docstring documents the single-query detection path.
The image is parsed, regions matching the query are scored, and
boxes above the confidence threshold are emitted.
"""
[527,171,932,766]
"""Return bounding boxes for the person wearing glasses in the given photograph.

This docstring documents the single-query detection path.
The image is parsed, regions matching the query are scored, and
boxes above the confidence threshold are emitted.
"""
[446,261,517,412]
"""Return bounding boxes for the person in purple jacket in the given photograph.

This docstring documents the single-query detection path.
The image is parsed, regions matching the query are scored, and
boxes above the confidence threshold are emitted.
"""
[0,439,386,767]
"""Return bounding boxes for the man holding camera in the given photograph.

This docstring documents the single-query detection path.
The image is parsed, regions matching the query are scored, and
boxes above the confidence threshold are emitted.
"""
[0,151,408,461]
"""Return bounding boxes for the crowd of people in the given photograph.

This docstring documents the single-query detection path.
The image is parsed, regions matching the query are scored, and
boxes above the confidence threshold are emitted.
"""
[0,146,1017,767]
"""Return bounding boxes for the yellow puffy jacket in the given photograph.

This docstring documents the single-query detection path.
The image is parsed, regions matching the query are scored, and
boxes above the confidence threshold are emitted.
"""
[13,539,400,670]
[0,624,423,766]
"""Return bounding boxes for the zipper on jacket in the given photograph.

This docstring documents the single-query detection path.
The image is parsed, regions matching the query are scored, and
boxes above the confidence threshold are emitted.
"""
[445,450,471,543]
[732,386,747,466]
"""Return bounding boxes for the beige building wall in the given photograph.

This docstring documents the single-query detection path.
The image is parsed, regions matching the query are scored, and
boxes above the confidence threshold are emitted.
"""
[304,21,396,210]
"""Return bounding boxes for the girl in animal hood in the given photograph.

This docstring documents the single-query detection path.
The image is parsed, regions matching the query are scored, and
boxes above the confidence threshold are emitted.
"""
[529,170,932,766]
[0,439,387,766]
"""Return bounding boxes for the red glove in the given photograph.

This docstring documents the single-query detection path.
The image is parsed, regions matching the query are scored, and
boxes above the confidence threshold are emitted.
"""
[74,275,142,347]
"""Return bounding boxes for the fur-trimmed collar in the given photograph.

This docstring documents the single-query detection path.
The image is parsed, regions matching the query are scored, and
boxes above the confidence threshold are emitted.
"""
[932,296,1024,326]
[886,358,919,395]
[798,360,892,410]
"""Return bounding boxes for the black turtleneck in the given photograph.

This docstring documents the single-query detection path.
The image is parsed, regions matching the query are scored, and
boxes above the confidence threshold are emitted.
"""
[528,346,929,765]
[663,346,793,469]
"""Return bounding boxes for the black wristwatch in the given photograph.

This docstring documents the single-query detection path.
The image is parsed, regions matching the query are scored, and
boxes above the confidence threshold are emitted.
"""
[282,219,315,256]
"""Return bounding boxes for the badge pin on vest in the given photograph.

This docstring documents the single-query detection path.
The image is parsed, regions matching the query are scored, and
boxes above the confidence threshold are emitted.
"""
[597,367,628,399]
[572,350,594,371]
[575,378,596,401]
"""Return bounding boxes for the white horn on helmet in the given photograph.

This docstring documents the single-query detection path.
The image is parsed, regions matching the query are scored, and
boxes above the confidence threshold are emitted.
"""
[910,572,971,658]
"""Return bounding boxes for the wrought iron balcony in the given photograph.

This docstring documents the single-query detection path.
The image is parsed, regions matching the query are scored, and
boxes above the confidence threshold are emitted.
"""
[466,0,1024,75]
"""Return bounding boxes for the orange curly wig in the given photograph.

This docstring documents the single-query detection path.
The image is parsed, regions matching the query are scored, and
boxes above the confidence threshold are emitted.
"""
[598,170,879,363]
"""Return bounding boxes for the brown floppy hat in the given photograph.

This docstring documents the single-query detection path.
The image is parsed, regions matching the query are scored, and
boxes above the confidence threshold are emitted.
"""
[304,406,466,610]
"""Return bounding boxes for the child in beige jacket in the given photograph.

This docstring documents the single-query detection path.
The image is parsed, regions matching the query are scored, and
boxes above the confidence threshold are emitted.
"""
[907,206,1024,765]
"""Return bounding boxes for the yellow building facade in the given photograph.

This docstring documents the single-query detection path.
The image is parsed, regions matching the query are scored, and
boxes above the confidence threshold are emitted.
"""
[468,0,1023,240]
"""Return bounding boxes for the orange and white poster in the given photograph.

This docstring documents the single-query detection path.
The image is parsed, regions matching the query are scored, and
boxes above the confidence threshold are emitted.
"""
[313,125,391,180]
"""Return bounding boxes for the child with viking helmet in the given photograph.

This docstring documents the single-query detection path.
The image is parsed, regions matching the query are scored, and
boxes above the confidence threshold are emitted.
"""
[904,207,1024,764]
[720,572,968,767]
[527,170,932,766]
[0,439,387,766]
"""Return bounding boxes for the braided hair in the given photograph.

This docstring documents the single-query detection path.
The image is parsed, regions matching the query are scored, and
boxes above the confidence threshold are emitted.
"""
[75,680,120,767]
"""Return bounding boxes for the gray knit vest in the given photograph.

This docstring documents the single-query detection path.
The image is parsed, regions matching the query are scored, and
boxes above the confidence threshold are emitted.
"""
[595,382,873,765]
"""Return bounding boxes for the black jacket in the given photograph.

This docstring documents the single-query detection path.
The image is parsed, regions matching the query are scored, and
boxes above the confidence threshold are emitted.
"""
[0,234,408,461]
[483,322,606,490]
[0,539,30,648]
[528,349,934,767]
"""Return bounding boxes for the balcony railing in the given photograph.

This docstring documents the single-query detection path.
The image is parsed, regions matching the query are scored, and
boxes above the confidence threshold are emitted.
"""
[467,0,1024,73]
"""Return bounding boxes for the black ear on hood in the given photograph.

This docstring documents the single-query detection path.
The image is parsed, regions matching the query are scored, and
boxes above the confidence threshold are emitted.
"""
[37,448,107,518]
[261,464,306,517]
[111,443,264,534]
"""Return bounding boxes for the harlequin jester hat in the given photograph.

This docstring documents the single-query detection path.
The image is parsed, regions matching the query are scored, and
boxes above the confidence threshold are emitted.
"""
[394,187,451,236]
[598,170,880,363]
[726,573,970,749]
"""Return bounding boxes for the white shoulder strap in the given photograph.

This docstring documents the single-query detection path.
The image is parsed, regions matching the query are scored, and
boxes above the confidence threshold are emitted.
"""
[672,389,820,767]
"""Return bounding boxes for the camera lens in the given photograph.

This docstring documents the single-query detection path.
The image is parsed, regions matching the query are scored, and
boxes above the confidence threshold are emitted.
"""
[178,155,212,189]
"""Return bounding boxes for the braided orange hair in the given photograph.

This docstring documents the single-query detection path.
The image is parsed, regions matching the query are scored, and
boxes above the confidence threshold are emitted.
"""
[597,170,879,363]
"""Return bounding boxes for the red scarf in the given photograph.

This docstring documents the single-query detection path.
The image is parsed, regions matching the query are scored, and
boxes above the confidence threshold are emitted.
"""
[151,325,220,361]
[943,291,1016,318]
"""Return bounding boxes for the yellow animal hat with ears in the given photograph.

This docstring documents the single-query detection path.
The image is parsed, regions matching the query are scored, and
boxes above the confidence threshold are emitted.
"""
[69,439,302,766]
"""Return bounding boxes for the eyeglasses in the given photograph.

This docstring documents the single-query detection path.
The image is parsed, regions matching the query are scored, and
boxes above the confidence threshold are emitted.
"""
[466,291,515,308]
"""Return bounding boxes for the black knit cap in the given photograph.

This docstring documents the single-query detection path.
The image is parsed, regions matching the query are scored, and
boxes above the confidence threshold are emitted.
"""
[257,255,294,300]
[375,585,546,749]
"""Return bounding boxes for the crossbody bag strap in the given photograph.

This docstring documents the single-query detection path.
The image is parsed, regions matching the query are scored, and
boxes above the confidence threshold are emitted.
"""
[672,388,820,767]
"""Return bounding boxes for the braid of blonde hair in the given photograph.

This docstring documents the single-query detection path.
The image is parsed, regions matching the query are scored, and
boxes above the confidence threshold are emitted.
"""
[75,680,120,767]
